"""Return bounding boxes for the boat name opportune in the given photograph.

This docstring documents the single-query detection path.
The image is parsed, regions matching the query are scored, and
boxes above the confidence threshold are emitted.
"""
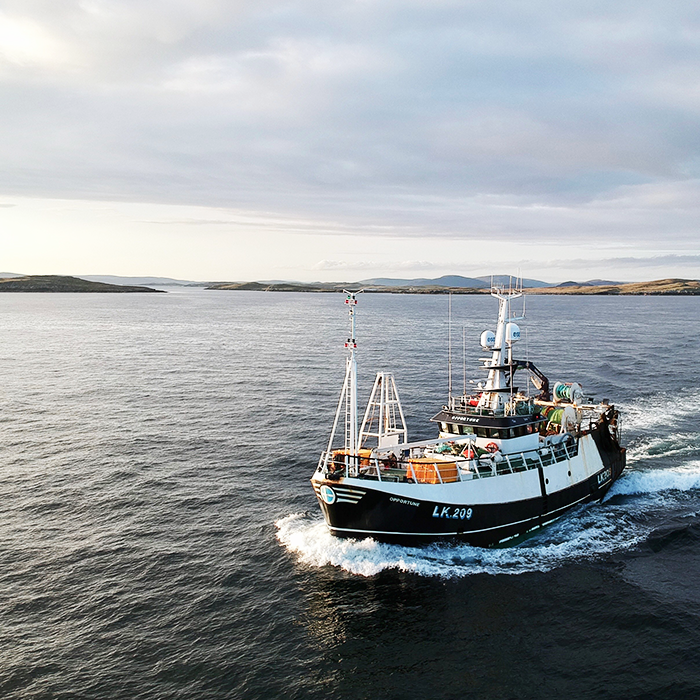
[311,284,626,546]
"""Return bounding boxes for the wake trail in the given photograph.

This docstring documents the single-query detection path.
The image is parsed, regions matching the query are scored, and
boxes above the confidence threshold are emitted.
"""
[608,461,700,497]
[276,507,645,579]
[622,389,700,433]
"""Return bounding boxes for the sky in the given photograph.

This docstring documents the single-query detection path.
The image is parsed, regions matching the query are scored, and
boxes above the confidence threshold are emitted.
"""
[1,0,700,283]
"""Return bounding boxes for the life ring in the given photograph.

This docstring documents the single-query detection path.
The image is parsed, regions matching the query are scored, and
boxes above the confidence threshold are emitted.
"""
[461,446,476,460]
[485,442,499,453]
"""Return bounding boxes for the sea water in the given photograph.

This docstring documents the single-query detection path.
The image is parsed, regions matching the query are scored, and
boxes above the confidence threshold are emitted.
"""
[0,290,699,699]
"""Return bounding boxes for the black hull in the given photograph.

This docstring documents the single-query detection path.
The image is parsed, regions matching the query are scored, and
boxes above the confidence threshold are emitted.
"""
[316,439,626,548]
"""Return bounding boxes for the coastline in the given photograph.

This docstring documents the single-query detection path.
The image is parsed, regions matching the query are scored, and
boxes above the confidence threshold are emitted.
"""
[207,278,700,296]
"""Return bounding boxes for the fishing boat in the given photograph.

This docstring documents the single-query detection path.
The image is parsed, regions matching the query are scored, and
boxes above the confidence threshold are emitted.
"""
[311,284,626,547]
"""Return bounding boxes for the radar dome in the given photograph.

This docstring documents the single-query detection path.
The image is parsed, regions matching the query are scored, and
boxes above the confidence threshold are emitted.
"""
[506,322,521,343]
[480,330,496,348]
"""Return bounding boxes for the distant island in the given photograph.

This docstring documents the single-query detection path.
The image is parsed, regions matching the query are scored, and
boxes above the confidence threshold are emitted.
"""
[525,279,700,295]
[0,275,163,293]
[208,277,700,295]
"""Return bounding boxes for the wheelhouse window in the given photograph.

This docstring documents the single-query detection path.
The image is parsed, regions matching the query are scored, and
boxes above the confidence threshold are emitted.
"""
[440,423,536,439]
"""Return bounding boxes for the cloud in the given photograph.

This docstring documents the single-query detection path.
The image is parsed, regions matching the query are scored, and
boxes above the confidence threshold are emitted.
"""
[312,259,438,272]
[312,254,700,276]
[0,11,76,69]
[575,254,700,269]
[1,0,700,280]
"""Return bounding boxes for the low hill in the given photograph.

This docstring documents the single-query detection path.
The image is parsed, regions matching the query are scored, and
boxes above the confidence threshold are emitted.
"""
[0,275,163,293]
[475,275,552,288]
[79,275,206,287]
[358,275,553,288]
[359,275,487,288]
[556,279,624,287]
[212,281,340,292]
[526,278,700,295]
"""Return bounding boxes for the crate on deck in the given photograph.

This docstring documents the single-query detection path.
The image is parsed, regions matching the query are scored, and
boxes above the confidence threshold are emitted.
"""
[408,458,460,484]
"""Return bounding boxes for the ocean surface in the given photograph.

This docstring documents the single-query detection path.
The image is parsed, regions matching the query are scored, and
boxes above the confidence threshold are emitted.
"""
[1,289,699,699]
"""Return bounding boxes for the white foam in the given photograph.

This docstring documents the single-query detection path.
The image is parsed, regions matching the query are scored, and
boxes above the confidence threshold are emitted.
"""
[622,390,700,432]
[608,462,700,497]
[275,508,646,578]
[625,432,700,464]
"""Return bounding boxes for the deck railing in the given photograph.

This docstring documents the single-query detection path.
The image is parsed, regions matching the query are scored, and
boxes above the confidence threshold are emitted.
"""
[319,439,579,483]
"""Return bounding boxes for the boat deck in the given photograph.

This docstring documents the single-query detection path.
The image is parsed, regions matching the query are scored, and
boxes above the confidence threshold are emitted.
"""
[319,437,579,484]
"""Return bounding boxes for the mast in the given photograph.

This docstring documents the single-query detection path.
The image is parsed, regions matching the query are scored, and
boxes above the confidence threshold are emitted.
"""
[478,281,524,413]
[448,292,453,404]
[324,290,363,457]
[326,289,362,460]
[344,290,359,454]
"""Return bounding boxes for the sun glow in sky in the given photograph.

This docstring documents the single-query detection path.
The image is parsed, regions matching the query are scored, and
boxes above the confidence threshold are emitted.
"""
[1,1,700,282]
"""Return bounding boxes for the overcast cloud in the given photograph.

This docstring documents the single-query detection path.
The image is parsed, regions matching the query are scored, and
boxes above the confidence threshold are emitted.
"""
[1,0,699,280]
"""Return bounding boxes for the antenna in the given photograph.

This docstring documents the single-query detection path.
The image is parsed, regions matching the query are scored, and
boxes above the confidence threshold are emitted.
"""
[462,325,467,396]
[448,292,453,402]
[525,326,530,398]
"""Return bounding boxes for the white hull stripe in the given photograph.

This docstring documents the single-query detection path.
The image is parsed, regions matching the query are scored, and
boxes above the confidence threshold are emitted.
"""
[327,493,590,537]
[312,484,365,494]
[313,484,365,504]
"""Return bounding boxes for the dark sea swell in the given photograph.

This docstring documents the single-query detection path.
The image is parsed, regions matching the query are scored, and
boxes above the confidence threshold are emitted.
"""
[0,291,699,699]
